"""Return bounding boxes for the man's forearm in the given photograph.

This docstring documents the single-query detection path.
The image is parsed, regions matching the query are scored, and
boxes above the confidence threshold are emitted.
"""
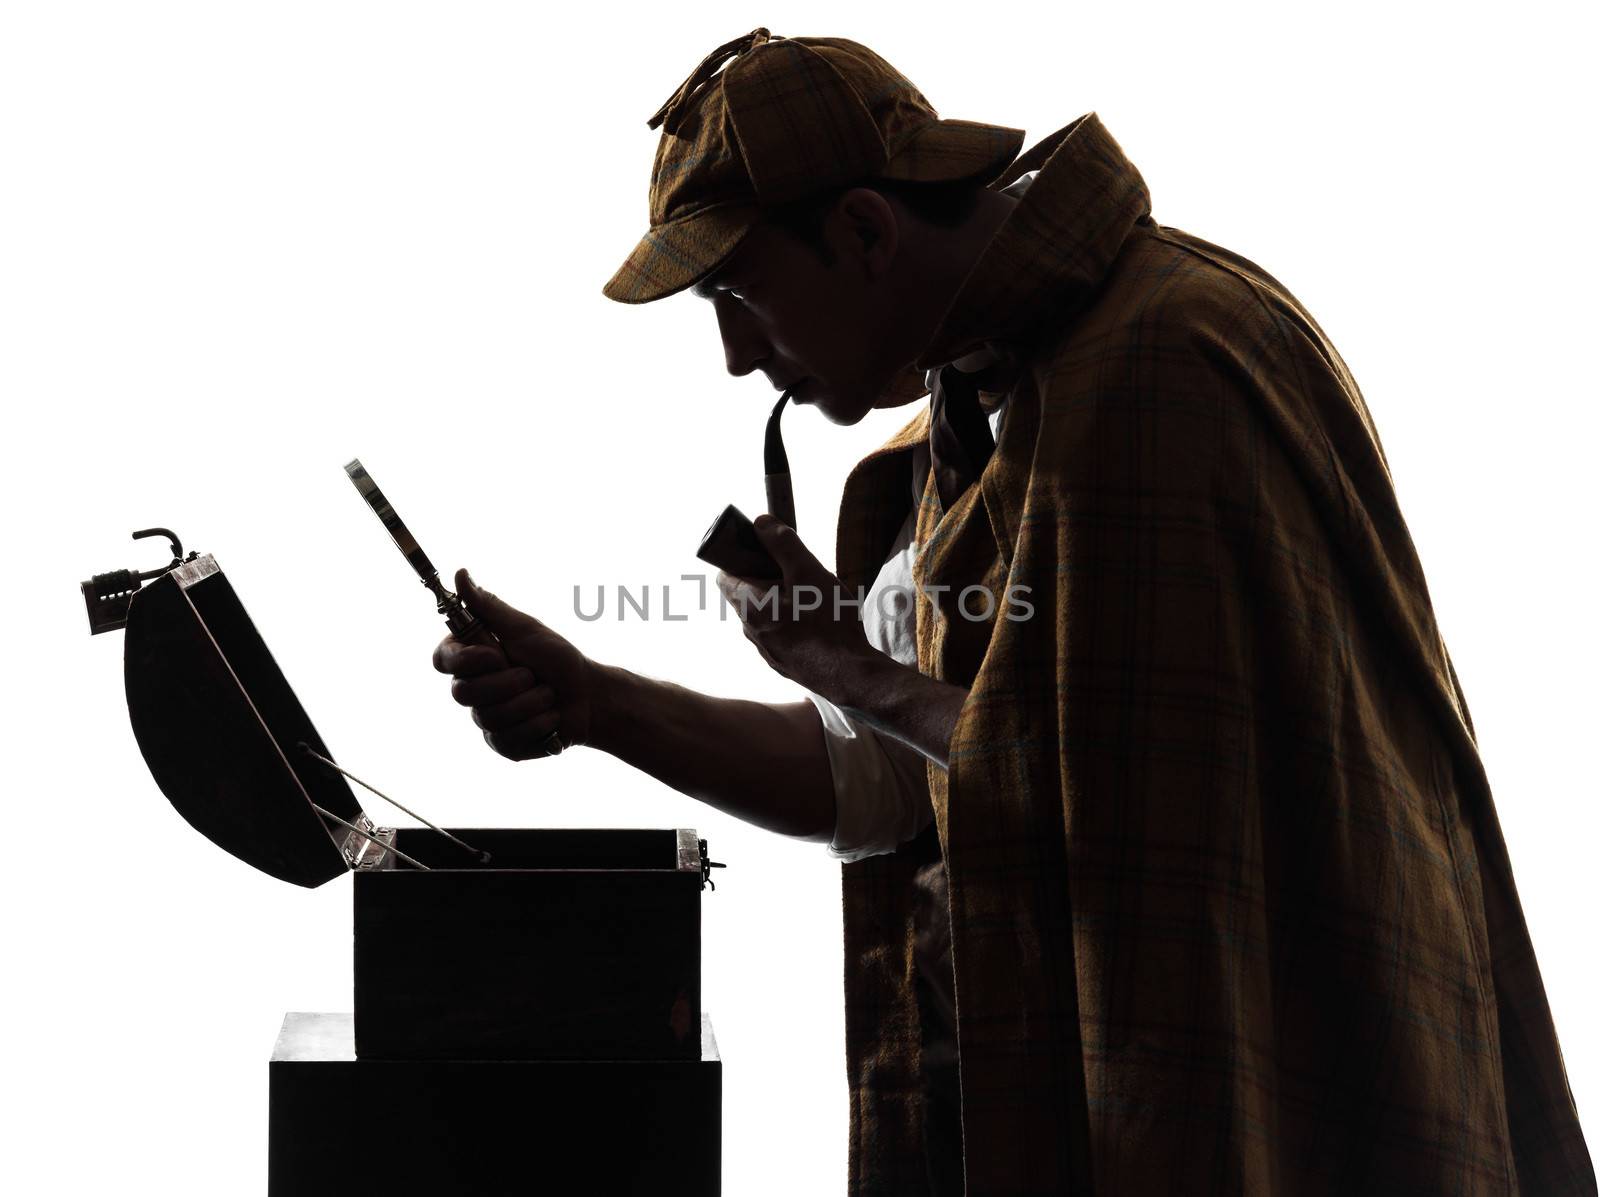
[833,651,970,771]
[587,663,836,841]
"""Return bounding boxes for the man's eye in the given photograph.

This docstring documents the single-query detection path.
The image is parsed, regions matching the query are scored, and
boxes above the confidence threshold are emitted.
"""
[726,287,748,302]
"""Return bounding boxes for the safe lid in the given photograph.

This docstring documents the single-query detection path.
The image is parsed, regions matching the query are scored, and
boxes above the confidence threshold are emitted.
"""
[122,555,368,888]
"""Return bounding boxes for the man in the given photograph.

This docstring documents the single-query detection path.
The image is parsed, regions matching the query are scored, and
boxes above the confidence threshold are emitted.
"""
[434,28,1595,1196]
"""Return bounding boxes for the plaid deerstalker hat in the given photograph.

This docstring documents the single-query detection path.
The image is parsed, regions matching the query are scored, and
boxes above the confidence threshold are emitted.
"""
[602,28,1026,304]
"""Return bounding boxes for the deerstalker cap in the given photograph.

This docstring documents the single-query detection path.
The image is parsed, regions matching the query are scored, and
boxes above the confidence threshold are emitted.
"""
[602,28,1026,304]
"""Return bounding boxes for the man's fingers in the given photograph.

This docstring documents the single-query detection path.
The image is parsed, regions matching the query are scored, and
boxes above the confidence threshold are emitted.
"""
[751,513,812,569]
[717,570,788,623]
[451,667,539,708]
[482,710,563,759]
[434,638,510,677]
[470,685,558,733]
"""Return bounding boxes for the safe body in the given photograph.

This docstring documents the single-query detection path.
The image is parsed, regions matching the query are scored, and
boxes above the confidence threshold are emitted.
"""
[353,827,705,1061]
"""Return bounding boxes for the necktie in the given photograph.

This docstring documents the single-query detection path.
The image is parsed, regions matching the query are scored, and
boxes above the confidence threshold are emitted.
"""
[926,346,1019,511]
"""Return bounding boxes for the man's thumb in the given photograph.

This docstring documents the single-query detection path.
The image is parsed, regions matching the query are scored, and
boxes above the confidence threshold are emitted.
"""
[456,569,533,634]
[752,512,794,553]
[752,513,805,567]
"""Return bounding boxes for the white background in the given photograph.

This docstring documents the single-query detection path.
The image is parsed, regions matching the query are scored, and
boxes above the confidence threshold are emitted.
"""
[3,2,1596,1192]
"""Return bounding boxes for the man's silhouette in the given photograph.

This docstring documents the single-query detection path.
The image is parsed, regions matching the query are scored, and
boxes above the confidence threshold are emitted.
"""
[435,28,1595,1196]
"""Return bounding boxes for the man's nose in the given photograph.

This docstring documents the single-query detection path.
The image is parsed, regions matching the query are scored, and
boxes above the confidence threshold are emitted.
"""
[714,299,768,379]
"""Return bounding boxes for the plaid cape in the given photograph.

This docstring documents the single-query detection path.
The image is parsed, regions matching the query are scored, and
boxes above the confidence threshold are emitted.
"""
[833,112,1595,1195]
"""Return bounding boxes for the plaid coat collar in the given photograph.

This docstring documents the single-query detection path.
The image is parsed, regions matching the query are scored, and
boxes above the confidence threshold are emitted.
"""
[914,111,1152,373]
[837,111,1154,589]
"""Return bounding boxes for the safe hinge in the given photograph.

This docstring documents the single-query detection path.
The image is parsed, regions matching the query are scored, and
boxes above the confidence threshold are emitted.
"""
[340,815,395,870]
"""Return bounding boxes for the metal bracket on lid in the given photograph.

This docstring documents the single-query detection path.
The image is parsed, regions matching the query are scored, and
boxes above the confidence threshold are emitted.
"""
[312,802,430,871]
[299,742,491,865]
[342,817,395,871]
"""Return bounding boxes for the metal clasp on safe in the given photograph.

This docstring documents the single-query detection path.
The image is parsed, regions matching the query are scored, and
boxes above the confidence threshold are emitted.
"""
[698,839,726,891]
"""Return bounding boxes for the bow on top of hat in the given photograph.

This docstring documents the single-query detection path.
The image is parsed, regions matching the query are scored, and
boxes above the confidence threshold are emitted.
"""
[647,27,774,135]
[603,28,1026,304]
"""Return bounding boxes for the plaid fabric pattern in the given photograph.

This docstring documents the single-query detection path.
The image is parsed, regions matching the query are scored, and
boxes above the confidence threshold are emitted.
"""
[834,112,1595,1195]
[603,30,1024,304]
[722,39,899,202]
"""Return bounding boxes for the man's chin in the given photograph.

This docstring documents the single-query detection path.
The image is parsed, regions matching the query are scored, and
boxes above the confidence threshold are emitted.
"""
[809,389,874,426]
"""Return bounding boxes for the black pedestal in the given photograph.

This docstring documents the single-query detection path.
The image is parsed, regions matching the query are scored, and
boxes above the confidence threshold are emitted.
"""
[268,1012,722,1196]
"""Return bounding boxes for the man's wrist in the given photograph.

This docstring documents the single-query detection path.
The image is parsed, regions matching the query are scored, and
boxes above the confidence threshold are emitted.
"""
[586,660,629,754]
[830,646,900,722]
[831,648,969,771]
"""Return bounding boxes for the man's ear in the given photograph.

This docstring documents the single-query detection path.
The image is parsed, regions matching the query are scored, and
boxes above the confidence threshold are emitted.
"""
[828,187,899,281]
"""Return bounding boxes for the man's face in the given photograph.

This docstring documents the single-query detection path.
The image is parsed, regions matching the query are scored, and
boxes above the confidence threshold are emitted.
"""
[692,198,915,426]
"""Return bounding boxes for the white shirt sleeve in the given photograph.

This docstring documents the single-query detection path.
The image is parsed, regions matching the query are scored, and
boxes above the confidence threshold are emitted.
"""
[807,691,934,863]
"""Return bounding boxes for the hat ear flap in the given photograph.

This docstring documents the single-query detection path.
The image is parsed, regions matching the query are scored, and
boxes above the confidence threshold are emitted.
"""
[723,41,889,204]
